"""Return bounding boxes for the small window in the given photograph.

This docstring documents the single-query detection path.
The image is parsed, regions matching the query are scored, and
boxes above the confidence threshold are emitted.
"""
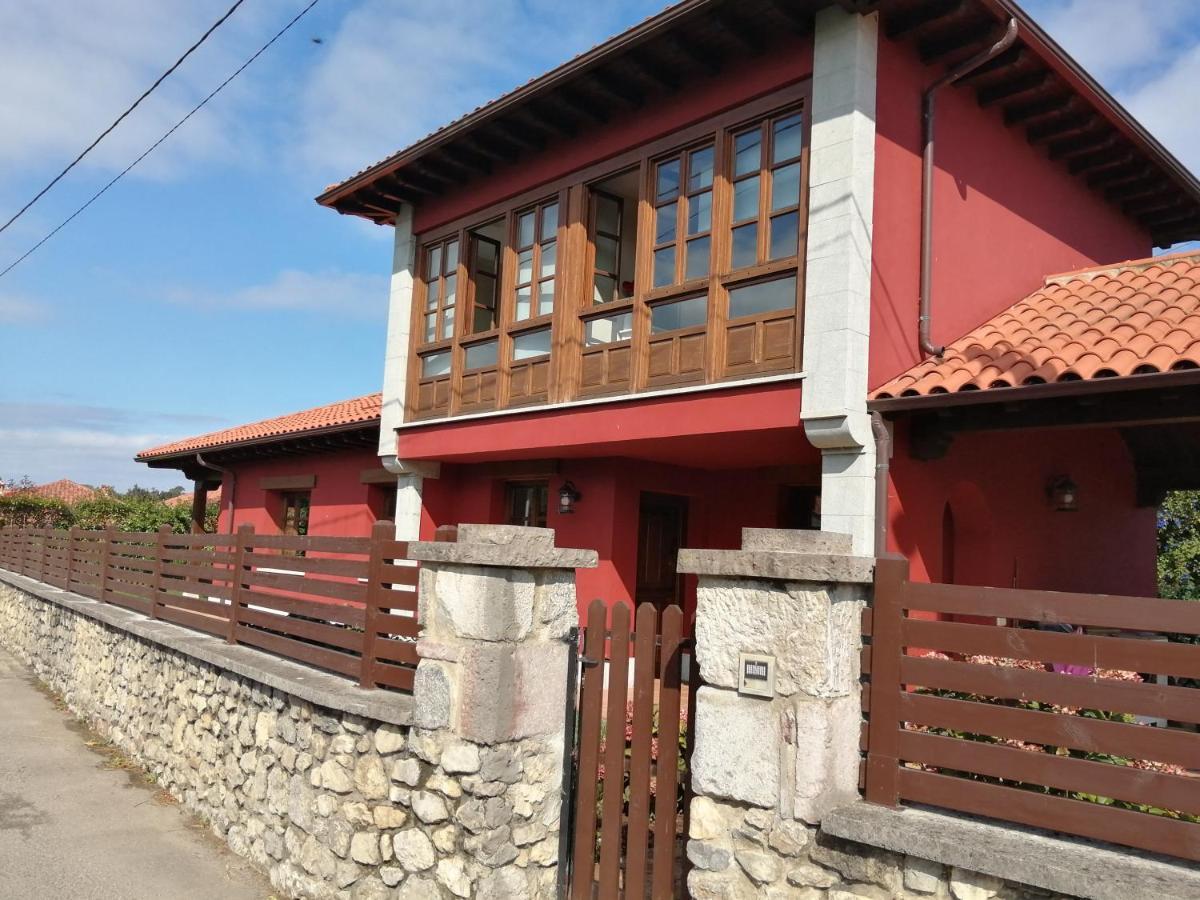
[421,351,451,378]
[652,143,714,288]
[584,312,634,346]
[728,275,797,319]
[467,223,503,334]
[464,339,498,370]
[369,484,397,523]
[729,110,804,269]
[422,237,459,343]
[280,491,311,537]
[506,481,548,528]
[651,296,707,333]
[514,200,559,322]
[589,171,638,306]
[512,328,552,361]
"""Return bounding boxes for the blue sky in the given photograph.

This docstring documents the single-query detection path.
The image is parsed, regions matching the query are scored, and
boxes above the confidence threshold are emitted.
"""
[1,0,1197,489]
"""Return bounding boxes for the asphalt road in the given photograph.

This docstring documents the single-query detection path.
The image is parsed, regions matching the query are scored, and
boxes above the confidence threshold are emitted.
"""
[0,644,275,900]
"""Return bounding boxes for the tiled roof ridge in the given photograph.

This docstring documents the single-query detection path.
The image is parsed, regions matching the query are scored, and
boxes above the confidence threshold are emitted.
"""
[137,392,382,460]
[1044,249,1200,287]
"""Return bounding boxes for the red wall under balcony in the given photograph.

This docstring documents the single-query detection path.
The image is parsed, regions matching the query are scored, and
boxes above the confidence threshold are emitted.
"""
[214,448,389,538]
[869,32,1153,390]
[887,423,1156,597]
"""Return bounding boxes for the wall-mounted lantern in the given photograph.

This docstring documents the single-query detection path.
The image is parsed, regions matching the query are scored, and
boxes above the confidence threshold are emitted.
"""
[558,480,582,515]
[1047,476,1079,512]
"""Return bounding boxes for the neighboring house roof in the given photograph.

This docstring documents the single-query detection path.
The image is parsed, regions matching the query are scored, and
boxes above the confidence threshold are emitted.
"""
[137,394,382,461]
[163,487,223,508]
[873,251,1200,401]
[8,479,99,505]
[316,0,1200,246]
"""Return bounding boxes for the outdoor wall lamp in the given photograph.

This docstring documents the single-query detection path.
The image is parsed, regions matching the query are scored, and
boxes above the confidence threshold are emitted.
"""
[558,480,582,515]
[1047,476,1079,512]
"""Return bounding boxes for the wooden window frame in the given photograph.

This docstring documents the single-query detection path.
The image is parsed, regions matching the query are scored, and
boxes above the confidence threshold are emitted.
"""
[465,228,503,337]
[504,479,549,528]
[406,79,811,421]
[419,235,461,348]
[278,490,311,537]
[728,107,806,273]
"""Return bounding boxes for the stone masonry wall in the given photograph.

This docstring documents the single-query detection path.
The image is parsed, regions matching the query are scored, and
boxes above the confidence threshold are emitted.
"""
[0,556,569,900]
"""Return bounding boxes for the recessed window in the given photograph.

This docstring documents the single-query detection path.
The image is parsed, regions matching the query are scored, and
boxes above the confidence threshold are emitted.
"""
[464,339,498,370]
[651,296,706,333]
[280,491,310,537]
[506,481,548,528]
[652,143,714,288]
[589,170,638,306]
[421,351,451,377]
[584,312,634,346]
[422,237,459,343]
[467,221,503,334]
[729,110,804,269]
[728,275,797,319]
[514,200,558,321]
[512,328,551,360]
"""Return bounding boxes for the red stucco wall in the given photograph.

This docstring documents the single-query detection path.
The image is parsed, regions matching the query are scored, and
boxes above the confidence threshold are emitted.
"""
[869,33,1153,390]
[214,448,388,538]
[887,424,1157,596]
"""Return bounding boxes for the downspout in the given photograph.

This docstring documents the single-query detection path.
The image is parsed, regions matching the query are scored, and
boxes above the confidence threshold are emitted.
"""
[195,452,236,535]
[920,17,1019,358]
[870,411,891,558]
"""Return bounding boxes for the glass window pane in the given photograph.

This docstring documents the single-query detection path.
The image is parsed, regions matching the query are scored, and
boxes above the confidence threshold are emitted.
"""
[686,236,710,280]
[464,340,498,370]
[651,296,706,333]
[771,163,801,211]
[731,223,757,269]
[540,241,557,278]
[538,279,555,314]
[422,351,450,377]
[595,235,619,274]
[653,247,675,288]
[477,238,498,272]
[517,248,534,285]
[540,203,559,241]
[512,327,552,360]
[443,273,456,306]
[441,305,455,339]
[517,212,535,248]
[688,145,714,191]
[773,113,803,163]
[584,312,634,345]
[655,203,676,245]
[596,194,620,234]
[728,275,797,319]
[687,190,712,235]
[592,274,617,306]
[656,158,680,202]
[425,245,441,281]
[473,303,496,333]
[515,285,532,320]
[733,175,760,223]
[734,129,762,177]
[444,239,459,271]
[426,288,439,312]
[769,211,800,260]
[424,313,437,343]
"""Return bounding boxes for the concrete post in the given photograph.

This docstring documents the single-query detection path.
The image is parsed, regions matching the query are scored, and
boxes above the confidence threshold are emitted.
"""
[677,528,874,897]
[406,524,597,898]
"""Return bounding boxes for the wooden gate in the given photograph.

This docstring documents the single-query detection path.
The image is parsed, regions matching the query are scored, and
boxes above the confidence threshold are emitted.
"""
[563,599,699,899]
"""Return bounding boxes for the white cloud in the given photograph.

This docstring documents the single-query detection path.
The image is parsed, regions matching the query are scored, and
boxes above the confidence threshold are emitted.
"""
[165,268,388,317]
[0,294,47,325]
[0,428,185,491]
[1123,43,1200,176]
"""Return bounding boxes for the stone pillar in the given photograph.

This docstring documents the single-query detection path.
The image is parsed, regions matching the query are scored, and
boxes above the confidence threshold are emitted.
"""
[406,524,597,898]
[800,6,879,556]
[381,459,441,543]
[677,528,874,898]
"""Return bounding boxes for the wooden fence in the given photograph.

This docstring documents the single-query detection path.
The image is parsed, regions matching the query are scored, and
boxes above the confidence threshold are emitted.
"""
[568,599,699,899]
[0,522,419,692]
[863,556,1200,863]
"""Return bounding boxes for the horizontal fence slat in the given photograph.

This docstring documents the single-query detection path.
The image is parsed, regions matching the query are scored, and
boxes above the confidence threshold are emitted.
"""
[241,569,367,604]
[157,592,231,619]
[240,589,365,628]
[237,606,363,652]
[369,660,416,691]
[234,625,359,678]
[897,767,1200,863]
[900,692,1200,770]
[155,603,230,638]
[901,655,1200,725]
[378,564,419,587]
[246,534,370,554]
[902,618,1200,679]
[163,533,238,548]
[373,611,419,637]
[162,548,236,565]
[258,554,368,579]
[899,730,1200,818]
[160,562,235,583]
[371,638,419,665]
[103,594,154,616]
[904,580,1200,636]
[161,578,233,603]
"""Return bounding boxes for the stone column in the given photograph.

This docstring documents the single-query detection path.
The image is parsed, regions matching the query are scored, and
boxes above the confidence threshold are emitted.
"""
[406,525,597,898]
[677,528,874,898]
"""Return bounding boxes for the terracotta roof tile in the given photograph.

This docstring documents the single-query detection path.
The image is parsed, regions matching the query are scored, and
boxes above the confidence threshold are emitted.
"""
[163,487,223,508]
[6,479,99,504]
[137,394,382,460]
[873,251,1200,400]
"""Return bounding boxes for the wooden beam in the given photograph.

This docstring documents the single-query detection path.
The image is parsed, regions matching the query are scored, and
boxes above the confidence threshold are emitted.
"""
[626,50,681,91]
[764,0,812,34]
[584,71,645,108]
[460,135,517,164]
[491,118,547,153]
[714,9,763,54]
[556,87,611,125]
[978,72,1049,107]
[1047,128,1115,160]
[440,143,493,175]
[885,0,963,39]
[1027,112,1097,144]
[919,20,995,64]
[955,47,1026,88]
[1068,146,1131,176]
[1004,93,1072,127]
[664,32,722,75]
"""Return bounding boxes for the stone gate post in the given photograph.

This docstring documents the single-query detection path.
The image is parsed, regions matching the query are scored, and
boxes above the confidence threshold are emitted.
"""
[677,528,874,898]
[406,524,597,898]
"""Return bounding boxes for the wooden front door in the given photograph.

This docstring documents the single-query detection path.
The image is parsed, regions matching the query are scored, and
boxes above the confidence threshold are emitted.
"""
[635,492,688,609]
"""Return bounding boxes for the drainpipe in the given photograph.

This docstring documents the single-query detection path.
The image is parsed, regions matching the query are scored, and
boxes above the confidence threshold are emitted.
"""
[920,17,1019,358]
[870,411,891,558]
[195,453,236,535]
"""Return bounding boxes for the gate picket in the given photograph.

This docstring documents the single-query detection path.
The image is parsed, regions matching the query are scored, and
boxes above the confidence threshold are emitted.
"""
[570,600,608,899]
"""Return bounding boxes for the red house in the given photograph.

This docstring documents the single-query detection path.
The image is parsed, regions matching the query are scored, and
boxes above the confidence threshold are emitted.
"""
[136,394,392,537]
[303,0,1200,622]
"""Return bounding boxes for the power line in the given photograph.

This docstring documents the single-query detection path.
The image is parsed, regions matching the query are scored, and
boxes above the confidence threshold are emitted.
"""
[0,0,323,282]
[0,0,247,238]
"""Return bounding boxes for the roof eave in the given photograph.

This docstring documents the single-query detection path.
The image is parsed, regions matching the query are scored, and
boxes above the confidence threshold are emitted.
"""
[135,419,380,466]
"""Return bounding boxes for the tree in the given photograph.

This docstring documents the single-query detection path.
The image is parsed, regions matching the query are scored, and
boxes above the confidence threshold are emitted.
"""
[1157,490,1200,600]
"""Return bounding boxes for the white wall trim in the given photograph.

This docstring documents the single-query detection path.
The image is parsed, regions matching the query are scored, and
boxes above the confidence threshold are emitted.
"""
[378,205,416,457]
